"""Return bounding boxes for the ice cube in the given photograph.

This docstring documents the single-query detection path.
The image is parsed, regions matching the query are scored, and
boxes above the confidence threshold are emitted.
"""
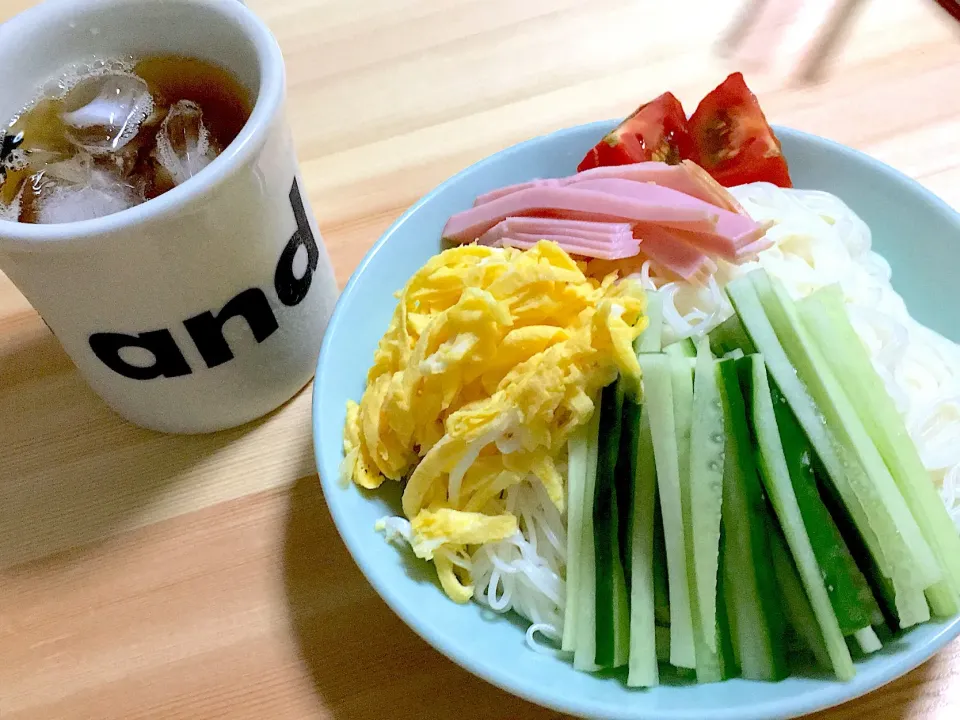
[153,100,221,187]
[61,73,155,155]
[36,182,139,224]
[19,154,142,224]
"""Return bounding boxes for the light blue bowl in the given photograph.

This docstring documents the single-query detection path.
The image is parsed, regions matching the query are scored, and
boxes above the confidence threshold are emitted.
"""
[312,122,960,720]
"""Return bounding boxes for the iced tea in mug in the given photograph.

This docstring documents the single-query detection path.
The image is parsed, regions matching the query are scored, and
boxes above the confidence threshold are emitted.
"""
[0,0,341,434]
[0,55,252,224]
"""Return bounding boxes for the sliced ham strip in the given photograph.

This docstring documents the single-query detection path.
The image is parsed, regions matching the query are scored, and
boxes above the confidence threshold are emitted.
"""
[498,217,633,236]
[574,162,744,214]
[568,178,765,255]
[477,217,634,246]
[480,227,635,252]
[474,181,543,205]
[735,235,775,259]
[507,232,639,257]
[473,161,746,214]
[679,160,746,215]
[634,223,717,282]
[442,186,719,243]
[504,230,637,250]
[499,235,639,260]
[630,222,735,261]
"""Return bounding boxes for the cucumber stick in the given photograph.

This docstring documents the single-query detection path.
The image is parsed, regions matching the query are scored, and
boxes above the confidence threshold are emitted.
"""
[619,396,642,586]
[636,291,664,354]
[717,358,788,681]
[621,288,663,599]
[673,354,698,670]
[594,382,630,668]
[769,527,831,671]
[799,285,960,618]
[854,627,882,654]
[726,272,932,628]
[563,425,589,651]
[655,624,671,664]
[742,355,854,681]
[714,530,739,678]
[710,313,756,357]
[753,272,939,625]
[628,405,659,687]
[573,395,603,671]
[638,353,697,669]
[654,488,671,627]
[687,337,726,683]
[665,337,697,358]
[769,382,883,637]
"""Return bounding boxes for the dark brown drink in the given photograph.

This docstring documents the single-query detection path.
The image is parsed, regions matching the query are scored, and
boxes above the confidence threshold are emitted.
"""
[0,55,253,224]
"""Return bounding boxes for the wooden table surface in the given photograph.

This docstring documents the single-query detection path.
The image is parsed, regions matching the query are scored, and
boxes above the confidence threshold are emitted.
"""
[3,0,960,717]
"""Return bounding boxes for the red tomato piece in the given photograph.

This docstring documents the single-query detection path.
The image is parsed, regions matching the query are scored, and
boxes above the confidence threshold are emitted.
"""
[688,72,792,188]
[577,92,694,172]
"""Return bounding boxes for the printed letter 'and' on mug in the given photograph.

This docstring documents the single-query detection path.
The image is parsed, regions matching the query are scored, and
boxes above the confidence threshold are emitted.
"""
[88,179,319,380]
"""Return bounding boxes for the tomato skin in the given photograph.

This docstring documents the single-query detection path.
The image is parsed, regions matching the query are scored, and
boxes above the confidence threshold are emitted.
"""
[688,72,792,188]
[578,92,694,172]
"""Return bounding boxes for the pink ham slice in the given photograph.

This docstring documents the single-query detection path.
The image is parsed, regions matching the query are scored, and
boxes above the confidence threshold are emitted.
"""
[568,178,765,259]
[477,217,634,246]
[635,224,717,283]
[735,236,775,259]
[499,233,640,260]
[473,161,746,214]
[474,181,544,205]
[492,217,632,236]
[679,160,746,215]
[442,186,720,243]
[476,217,640,259]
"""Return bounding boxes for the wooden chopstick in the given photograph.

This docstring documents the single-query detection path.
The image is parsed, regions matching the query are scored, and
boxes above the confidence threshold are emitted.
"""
[932,0,960,24]
[791,0,869,83]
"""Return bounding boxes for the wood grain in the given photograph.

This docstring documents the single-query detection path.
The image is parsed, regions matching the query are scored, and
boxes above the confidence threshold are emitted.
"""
[2,0,960,718]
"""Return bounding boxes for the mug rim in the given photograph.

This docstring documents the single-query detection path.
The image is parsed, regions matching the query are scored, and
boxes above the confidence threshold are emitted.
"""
[0,0,285,252]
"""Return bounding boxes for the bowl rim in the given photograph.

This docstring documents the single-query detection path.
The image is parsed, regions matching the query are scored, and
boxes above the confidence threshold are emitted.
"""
[312,121,960,720]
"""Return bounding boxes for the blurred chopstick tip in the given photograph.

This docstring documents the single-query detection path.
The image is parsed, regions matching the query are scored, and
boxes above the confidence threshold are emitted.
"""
[719,0,870,86]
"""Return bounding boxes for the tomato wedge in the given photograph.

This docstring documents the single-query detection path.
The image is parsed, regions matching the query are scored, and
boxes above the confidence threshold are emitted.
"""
[577,92,694,172]
[688,73,792,188]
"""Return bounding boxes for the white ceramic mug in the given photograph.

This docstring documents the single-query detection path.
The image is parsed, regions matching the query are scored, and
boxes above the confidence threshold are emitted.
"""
[0,0,339,433]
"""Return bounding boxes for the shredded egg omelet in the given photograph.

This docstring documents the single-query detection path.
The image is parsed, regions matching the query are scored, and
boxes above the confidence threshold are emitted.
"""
[342,241,647,602]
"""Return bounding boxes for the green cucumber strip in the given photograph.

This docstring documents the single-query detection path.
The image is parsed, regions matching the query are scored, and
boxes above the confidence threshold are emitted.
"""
[655,624,670,664]
[854,627,882,654]
[769,382,882,635]
[717,358,787,681]
[743,355,855,681]
[799,285,960,617]
[721,547,740,671]
[562,424,589,651]
[710,313,756,357]
[726,272,932,628]
[638,353,696,669]
[594,382,630,668]
[812,454,899,631]
[754,272,939,626]
[665,336,697,358]
[618,395,642,586]
[621,291,663,579]
[673,354,698,670]
[769,526,831,671]
[654,485,671,627]
[627,406,660,687]
[573,395,603,671]
[636,291,664,354]
[688,337,726,683]
[715,527,739,678]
